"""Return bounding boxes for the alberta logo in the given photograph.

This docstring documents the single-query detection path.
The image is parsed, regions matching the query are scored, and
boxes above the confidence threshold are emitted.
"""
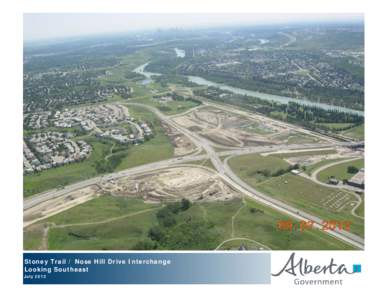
[272,253,361,286]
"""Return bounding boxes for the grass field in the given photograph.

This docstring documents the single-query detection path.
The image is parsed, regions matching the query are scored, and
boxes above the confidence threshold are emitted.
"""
[156,99,200,115]
[269,149,337,159]
[305,158,347,176]
[229,154,290,186]
[24,195,356,250]
[317,123,355,130]
[45,195,158,225]
[284,133,320,144]
[241,122,274,135]
[271,131,321,144]
[23,223,46,250]
[317,158,364,183]
[233,198,355,250]
[256,174,364,236]
[355,194,364,217]
[125,92,201,116]
[229,154,364,237]
[48,210,158,250]
[342,124,364,140]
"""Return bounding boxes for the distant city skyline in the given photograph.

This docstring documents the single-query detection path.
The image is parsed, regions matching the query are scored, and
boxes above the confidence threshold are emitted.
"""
[24,13,363,42]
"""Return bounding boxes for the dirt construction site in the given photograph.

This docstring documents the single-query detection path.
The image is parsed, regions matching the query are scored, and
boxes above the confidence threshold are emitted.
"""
[100,166,239,203]
[172,106,318,148]
[281,146,362,167]
[23,185,103,227]
[24,166,240,228]
[160,122,197,156]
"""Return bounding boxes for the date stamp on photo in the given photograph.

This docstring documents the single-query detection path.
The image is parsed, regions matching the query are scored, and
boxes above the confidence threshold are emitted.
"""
[277,220,352,232]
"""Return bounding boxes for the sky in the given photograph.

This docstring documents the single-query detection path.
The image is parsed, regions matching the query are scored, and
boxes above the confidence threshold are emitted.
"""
[23,13,363,41]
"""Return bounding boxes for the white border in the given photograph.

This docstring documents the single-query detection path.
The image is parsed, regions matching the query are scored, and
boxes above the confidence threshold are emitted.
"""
[1,0,387,298]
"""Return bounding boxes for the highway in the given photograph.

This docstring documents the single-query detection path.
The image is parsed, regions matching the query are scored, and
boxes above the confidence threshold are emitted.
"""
[23,154,207,210]
[24,101,364,249]
[23,142,345,211]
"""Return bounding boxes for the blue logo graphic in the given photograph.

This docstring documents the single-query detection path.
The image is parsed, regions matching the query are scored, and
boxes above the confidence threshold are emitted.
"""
[353,264,362,273]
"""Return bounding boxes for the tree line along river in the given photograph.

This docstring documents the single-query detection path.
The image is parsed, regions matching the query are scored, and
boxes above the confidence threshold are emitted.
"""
[133,50,364,117]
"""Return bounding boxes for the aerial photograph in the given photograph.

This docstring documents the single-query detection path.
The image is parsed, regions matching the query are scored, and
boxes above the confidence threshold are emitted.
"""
[23,13,364,251]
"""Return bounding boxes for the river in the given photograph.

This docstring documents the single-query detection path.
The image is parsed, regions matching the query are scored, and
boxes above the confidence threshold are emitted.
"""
[186,76,363,116]
[133,62,363,116]
[133,63,161,85]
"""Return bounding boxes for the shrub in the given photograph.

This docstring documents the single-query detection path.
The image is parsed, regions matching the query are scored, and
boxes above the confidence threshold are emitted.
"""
[347,166,359,174]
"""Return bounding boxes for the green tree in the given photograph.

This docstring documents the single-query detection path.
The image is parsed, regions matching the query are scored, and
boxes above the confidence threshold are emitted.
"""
[348,166,359,174]
[181,198,191,211]
[132,240,158,250]
[148,227,164,242]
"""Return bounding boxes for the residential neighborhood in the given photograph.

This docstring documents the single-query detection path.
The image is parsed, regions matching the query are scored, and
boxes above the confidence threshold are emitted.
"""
[23,132,91,174]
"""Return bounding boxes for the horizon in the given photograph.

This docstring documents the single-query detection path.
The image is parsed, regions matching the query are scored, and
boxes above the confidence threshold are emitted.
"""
[24,13,364,43]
